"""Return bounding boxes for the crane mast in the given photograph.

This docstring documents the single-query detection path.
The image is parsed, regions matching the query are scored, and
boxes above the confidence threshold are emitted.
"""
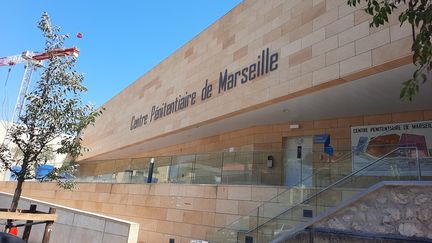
[0,47,79,122]
[12,63,35,123]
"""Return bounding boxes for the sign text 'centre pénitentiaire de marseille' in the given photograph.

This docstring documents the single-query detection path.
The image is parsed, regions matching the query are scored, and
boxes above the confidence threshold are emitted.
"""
[130,48,279,131]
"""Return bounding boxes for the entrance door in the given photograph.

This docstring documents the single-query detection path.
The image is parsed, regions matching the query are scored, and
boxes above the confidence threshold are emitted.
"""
[283,136,313,186]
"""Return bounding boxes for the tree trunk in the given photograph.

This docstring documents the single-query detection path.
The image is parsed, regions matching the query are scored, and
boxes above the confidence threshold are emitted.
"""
[10,155,30,212]
[5,176,24,233]
[9,176,25,212]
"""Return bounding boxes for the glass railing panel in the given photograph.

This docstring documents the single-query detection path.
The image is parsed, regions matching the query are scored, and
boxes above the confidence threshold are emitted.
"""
[314,152,419,219]
[257,202,288,226]
[251,147,421,241]
[217,150,355,239]
[194,152,223,184]
[232,207,259,232]
[221,151,256,185]
[209,228,239,243]
[169,154,195,184]
[114,159,134,183]
[271,165,341,205]
[281,148,313,187]
[314,156,353,188]
[152,156,172,183]
[219,165,344,238]
[129,157,150,183]
[314,169,340,188]
[253,151,283,185]
[210,132,423,242]
[254,214,305,243]
[351,144,416,172]
[420,157,432,180]
[75,148,357,185]
[76,159,116,183]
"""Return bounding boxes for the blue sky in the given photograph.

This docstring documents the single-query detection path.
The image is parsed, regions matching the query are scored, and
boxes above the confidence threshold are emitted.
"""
[0,1,241,120]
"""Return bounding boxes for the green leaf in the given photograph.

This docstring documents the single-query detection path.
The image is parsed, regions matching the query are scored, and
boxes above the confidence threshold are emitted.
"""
[3,12,104,210]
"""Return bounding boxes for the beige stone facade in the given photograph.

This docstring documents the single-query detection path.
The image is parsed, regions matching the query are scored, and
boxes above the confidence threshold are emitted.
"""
[80,0,422,162]
[0,182,286,243]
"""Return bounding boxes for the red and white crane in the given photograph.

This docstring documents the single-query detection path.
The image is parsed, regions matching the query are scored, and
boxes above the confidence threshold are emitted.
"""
[0,47,79,122]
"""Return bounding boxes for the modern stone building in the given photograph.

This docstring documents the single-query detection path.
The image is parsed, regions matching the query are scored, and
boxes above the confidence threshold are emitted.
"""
[1,0,431,243]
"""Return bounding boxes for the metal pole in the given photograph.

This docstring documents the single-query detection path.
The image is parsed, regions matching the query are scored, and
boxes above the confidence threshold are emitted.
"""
[168,156,173,183]
[416,148,421,181]
[147,158,155,183]
[192,154,197,184]
[300,157,303,186]
[255,206,259,243]
[220,152,225,184]
[256,206,260,231]
[314,167,318,218]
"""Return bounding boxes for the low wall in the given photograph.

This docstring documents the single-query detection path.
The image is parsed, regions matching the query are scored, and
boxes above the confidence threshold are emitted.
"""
[0,182,286,243]
[0,192,139,243]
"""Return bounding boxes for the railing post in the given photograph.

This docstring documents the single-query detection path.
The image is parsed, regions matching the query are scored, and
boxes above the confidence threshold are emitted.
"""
[169,156,173,182]
[256,206,260,242]
[314,169,318,218]
[41,207,56,243]
[22,204,37,242]
[255,151,259,185]
[220,152,225,184]
[192,154,197,184]
[300,154,303,186]
[416,148,421,181]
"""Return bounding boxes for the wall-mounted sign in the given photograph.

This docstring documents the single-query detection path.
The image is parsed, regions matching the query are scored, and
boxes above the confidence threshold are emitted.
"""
[313,134,333,156]
[351,120,432,172]
[313,134,329,144]
[130,48,279,131]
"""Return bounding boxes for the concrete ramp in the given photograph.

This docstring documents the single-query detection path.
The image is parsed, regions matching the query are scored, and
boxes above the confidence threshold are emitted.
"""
[0,192,139,243]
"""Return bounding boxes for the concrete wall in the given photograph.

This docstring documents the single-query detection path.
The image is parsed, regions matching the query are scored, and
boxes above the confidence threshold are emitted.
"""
[0,182,288,243]
[0,192,139,243]
[81,0,415,160]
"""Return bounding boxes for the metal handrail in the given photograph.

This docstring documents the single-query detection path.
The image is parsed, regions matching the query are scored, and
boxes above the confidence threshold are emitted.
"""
[212,150,354,236]
[211,124,408,238]
[245,146,419,234]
